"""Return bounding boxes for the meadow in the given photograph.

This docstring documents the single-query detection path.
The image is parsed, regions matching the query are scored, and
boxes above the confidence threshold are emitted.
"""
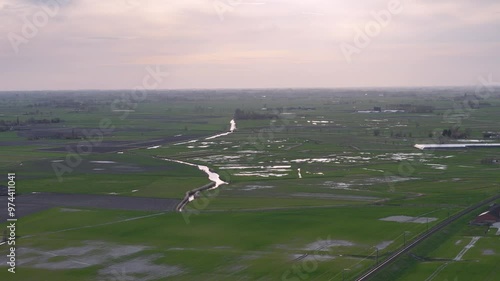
[0,88,499,280]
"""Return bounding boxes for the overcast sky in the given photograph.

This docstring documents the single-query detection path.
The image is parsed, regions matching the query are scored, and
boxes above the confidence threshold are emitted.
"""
[1,0,499,90]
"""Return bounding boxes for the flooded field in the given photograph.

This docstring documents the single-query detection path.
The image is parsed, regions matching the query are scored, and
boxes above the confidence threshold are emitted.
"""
[379,216,438,224]
[3,90,500,281]
[1,242,184,281]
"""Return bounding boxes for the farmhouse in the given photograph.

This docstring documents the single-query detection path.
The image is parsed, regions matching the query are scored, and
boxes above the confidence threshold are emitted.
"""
[471,204,500,226]
[483,131,500,139]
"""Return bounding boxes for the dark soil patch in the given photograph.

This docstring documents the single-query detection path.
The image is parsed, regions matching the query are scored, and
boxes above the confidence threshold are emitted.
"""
[0,193,180,222]
[38,134,198,153]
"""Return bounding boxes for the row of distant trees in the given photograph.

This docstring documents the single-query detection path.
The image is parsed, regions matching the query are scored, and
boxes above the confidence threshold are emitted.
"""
[481,158,499,165]
[441,127,471,139]
[372,126,472,140]
[0,117,62,132]
[385,104,435,113]
[373,129,413,138]
[234,109,277,120]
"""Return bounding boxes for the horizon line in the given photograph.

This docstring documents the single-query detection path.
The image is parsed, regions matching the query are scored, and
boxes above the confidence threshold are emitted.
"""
[1,84,497,93]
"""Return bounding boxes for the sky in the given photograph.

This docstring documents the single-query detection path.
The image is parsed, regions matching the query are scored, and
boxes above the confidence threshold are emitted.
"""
[1,0,499,90]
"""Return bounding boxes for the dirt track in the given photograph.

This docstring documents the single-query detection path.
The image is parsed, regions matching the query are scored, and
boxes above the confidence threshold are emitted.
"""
[38,134,199,153]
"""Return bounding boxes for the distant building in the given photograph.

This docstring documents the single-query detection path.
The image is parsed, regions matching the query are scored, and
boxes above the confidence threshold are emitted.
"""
[471,204,500,226]
[483,131,500,139]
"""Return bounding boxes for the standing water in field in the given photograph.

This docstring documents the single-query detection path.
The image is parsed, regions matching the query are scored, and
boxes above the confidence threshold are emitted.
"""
[165,159,227,191]
[205,119,237,140]
[196,165,227,190]
[163,119,235,211]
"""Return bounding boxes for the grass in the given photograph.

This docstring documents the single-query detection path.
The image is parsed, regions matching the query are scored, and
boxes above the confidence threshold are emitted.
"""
[370,203,500,281]
[0,89,499,280]
[1,204,452,280]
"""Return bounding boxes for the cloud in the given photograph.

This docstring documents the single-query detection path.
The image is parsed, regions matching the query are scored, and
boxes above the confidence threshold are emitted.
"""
[0,0,499,90]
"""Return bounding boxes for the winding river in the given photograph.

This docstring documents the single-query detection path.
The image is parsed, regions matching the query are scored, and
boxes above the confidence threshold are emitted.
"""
[166,119,236,211]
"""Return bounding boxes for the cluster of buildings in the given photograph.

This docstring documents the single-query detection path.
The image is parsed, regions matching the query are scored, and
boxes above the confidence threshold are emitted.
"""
[471,204,500,226]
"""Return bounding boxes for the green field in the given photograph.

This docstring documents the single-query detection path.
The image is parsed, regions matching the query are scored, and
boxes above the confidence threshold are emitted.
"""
[0,89,499,280]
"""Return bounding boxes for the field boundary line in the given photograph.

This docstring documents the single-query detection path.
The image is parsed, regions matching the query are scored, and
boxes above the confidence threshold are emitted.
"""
[355,193,500,281]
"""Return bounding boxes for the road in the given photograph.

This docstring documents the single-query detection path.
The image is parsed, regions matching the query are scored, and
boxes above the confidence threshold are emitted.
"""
[355,193,500,281]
